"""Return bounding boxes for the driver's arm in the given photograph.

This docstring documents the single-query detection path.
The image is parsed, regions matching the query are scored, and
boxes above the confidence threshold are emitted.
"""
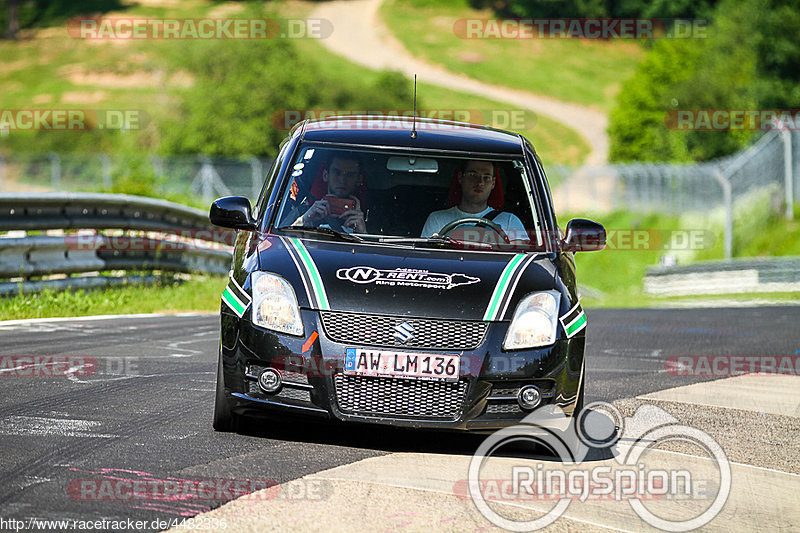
[420,212,443,238]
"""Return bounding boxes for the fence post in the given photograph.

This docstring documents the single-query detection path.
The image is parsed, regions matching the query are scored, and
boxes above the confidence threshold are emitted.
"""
[47,152,61,189]
[249,157,262,200]
[99,153,112,191]
[0,154,5,192]
[712,167,732,259]
[782,129,794,220]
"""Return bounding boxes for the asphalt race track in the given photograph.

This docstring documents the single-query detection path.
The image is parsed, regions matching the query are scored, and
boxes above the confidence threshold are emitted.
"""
[0,308,798,532]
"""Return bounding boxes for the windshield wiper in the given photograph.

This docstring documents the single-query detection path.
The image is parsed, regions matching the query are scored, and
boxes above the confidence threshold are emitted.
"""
[279,226,365,243]
[379,235,494,250]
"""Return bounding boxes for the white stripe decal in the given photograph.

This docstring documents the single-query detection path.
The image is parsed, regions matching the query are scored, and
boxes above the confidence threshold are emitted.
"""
[496,254,537,321]
[228,273,251,304]
[281,236,316,308]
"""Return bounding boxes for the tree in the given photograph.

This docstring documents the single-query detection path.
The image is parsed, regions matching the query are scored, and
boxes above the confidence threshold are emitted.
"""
[4,0,19,39]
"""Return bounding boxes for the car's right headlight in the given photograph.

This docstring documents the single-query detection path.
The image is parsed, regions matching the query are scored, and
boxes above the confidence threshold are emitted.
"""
[251,272,303,336]
[503,291,561,350]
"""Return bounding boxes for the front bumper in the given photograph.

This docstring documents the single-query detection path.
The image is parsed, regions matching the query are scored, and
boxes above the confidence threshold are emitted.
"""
[220,308,584,431]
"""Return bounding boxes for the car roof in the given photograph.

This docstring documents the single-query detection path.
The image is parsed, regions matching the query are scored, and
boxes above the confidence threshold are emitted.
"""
[297,115,525,156]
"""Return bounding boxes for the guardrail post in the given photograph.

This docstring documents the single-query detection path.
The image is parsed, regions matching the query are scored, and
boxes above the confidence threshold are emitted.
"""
[712,167,733,259]
[99,153,112,191]
[47,152,61,189]
[249,157,262,201]
[782,129,794,220]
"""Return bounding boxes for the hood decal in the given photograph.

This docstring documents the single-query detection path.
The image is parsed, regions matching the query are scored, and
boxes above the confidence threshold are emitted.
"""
[222,272,251,318]
[482,254,537,321]
[282,237,330,310]
[336,266,480,290]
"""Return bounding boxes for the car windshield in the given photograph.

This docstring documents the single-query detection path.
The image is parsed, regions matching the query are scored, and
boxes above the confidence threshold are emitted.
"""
[273,145,545,251]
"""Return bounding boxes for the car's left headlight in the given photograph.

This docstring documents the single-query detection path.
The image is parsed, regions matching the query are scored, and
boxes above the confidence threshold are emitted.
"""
[503,291,561,350]
[251,272,303,336]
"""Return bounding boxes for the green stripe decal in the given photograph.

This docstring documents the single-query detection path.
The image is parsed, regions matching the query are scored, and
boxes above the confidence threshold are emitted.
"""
[564,312,587,336]
[288,237,330,310]
[222,286,246,317]
[483,254,526,321]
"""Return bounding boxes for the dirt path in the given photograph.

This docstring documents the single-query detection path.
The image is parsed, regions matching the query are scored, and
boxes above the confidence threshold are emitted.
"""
[311,0,608,164]
[310,0,615,212]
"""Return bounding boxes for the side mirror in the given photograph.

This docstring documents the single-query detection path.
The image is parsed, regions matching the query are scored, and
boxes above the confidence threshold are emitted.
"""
[210,196,257,231]
[561,219,606,252]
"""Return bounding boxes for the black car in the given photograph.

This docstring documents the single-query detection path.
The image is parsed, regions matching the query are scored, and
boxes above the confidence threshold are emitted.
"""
[210,115,605,432]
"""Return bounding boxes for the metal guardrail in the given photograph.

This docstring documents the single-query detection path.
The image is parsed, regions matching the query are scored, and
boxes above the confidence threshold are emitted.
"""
[644,256,800,296]
[0,193,234,294]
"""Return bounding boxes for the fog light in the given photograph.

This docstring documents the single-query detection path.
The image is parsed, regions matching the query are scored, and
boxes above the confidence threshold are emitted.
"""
[518,385,542,410]
[258,368,281,393]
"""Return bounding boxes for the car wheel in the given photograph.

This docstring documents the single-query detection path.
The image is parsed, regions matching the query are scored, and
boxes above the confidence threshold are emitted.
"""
[213,351,238,432]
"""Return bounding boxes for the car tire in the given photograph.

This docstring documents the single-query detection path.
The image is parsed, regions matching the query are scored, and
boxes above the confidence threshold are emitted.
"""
[213,351,238,432]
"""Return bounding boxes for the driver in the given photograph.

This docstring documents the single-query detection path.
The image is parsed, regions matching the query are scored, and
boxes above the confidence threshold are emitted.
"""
[292,153,367,233]
[421,159,527,240]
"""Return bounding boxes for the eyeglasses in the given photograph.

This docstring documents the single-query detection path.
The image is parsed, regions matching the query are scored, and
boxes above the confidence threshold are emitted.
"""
[463,170,495,182]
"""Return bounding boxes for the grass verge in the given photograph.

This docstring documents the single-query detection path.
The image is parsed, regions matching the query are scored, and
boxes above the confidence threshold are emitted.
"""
[380,0,645,113]
[570,205,800,308]
[293,35,590,166]
[0,275,225,321]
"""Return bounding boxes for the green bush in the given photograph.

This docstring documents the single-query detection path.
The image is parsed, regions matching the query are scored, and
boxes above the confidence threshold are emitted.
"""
[160,5,416,158]
[608,0,800,163]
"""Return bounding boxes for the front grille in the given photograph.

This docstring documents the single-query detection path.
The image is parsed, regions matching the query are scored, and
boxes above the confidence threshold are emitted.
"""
[333,374,468,420]
[320,311,487,350]
[486,402,523,414]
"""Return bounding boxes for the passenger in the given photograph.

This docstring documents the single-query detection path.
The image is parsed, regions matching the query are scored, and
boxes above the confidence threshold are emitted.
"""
[421,159,527,241]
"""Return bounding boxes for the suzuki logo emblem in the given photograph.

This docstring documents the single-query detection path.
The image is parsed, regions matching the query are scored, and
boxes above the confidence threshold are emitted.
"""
[393,322,415,343]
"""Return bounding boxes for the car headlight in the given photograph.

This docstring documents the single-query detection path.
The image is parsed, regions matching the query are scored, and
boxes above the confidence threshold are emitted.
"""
[251,272,303,336]
[503,291,561,350]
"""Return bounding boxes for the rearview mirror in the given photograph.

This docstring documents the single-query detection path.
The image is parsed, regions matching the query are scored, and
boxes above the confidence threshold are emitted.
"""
[561,219,606,252]
[386,156,439,173]
[210,196,257,231]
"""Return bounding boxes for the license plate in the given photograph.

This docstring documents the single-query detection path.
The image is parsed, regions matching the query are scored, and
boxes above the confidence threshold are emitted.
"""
[343,348,460,381]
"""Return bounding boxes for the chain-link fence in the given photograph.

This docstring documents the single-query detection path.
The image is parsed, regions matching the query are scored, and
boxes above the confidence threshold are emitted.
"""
[552,130,798,258]
[0,130,796,258]
[0,153,273,206]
